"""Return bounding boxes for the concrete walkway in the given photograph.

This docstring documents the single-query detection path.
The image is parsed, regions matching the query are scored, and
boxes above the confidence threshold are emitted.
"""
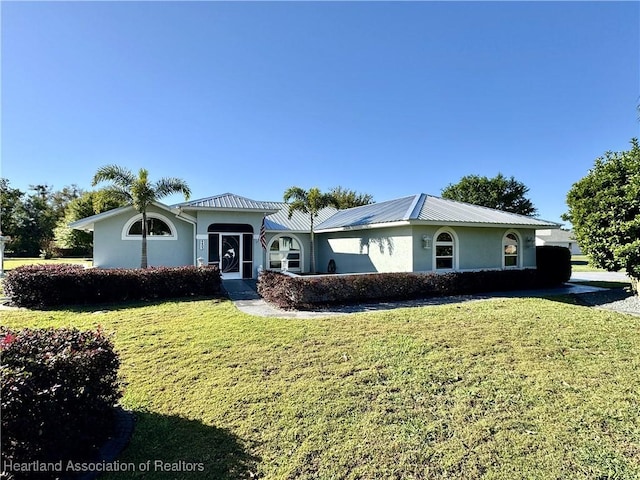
[222,278,613,319]
[570,271,631,283]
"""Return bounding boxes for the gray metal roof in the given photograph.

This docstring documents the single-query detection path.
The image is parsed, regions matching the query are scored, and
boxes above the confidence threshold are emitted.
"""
[535,228,576,242]
[177,193,338,231]
[315,196,417,230]
[71,192,560,233]
[416,195,560,227]
[176,193,279,211]
[265,203,338,232]
[316,194,560,230]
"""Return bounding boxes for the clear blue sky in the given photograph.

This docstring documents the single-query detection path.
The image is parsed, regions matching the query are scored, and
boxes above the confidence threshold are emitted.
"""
[2,1,639,224]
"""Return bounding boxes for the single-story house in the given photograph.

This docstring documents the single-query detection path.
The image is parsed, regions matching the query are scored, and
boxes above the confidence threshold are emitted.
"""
[70,193,561,279]
[536,229,582,255]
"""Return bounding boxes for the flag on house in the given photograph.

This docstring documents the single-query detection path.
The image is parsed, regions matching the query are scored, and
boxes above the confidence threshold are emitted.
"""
[260,217,267,250]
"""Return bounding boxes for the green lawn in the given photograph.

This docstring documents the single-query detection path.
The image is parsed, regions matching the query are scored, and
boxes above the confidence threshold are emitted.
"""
[571,254,618,273]
[2,257,93,271]
[2,297,640,479]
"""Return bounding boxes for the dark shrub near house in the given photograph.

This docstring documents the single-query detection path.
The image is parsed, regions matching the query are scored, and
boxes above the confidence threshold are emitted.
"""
[536,245,572,285]
[1,327,121,475]
[258,263,568,310]
[4,264,222,308]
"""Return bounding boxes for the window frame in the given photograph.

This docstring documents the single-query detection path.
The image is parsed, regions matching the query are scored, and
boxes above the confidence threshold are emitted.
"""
[433,227,458,271]
[121,213,178,241]
[502,230,521,269]
[267,234,304,272]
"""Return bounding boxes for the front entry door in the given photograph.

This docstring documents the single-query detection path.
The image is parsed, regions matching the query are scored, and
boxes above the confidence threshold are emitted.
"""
[221,234,241,279]
[208,227,253,279]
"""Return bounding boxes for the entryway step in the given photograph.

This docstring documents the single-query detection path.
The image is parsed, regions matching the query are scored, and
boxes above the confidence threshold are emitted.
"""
[222,279,261,301]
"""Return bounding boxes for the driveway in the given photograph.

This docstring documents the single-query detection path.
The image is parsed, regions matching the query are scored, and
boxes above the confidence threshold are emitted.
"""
[570,271,630,283]
[223,279,616,319]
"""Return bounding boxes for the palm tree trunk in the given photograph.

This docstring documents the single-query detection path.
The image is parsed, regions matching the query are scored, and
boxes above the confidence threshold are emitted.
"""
[310,216,315,273]
[141,211,148,269]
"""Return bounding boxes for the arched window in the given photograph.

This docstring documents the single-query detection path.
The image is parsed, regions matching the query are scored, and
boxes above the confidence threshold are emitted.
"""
[268,235,302,272]
[122,213,177,240]
[503,231,520,268]
[433,228,457,271]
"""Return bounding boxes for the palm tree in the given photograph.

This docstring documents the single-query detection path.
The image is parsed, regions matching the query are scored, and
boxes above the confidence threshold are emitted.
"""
[283,186,337,273]
[92,165,191,268]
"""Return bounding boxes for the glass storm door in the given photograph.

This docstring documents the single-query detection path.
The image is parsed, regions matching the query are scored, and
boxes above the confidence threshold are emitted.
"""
[221,235,241,279]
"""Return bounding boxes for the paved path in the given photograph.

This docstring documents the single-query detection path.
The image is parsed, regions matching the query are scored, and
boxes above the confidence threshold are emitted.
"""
[222,278,614,319]
[570,271,631,283]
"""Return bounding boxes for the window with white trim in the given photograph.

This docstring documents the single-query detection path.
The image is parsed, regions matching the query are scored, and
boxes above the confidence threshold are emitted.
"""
[268,236,302,272]
[122,213,177,240]
[503,232,519,268]
[435,230,455,270]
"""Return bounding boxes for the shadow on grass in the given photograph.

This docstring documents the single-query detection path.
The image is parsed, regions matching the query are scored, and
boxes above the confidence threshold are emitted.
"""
[10,295,231,314]
[544,286,634,309]
[108,411,260,479]
[571,259,590,267]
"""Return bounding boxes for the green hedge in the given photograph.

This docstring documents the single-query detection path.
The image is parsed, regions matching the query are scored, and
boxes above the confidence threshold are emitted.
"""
[258,246,572,310]
[4,264,222,308]
[1,327,121,474]
[536,245,572,285]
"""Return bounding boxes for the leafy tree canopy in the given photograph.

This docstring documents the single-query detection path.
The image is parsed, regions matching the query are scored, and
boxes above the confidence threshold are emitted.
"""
[441,173,537,216]
[54,191,126,254]
[1,182,82,257]
[0,179,24,238]
[563,138,640,292]
[329,186,374,209]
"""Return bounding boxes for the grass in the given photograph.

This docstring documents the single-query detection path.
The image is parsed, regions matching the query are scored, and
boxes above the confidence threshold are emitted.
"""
[2,297,640,479]
[2,257,93,271]
[571,254,629,274]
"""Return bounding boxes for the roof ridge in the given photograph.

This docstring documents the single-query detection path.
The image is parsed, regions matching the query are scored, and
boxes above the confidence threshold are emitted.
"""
[176,192,278,208]
[404,193,427,220]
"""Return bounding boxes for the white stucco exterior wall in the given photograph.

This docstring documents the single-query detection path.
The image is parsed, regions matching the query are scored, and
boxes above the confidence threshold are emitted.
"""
[317,226,414,273]
[93,206,194,268]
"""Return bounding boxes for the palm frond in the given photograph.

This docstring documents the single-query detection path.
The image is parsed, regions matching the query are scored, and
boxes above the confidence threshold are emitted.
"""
[92,165,135,188]
[283,186,307,203]
[154,178,192,201]
[284,186,310,219]
[93,187,132,211]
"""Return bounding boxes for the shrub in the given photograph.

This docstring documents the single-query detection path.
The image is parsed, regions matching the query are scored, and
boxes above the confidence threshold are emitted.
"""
[536,245,572,285]
[258,268,559,310]
[1,327,121,475]
[3,264,222,308]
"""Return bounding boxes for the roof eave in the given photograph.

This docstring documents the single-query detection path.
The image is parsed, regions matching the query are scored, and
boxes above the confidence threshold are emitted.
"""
[410,220,562,229]
[316,220,413,233]
[68,205,135,231]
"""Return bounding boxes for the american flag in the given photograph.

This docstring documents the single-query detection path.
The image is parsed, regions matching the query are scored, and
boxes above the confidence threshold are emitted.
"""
[260,217,267,250]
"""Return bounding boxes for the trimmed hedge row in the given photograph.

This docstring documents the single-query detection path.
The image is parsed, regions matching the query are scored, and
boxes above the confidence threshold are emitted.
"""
[258,246,572,310]
[536,245,572,286]
[1,327,121,473]
[4,264,222,308]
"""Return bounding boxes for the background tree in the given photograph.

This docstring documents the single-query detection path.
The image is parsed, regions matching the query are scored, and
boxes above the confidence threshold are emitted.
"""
[283,186,338,273]
[441,173,537,216]
[563,138,640,294]
[329,186,374,209]
[92,165,191,268]
[10,185,67,257]
[50,185,83,218]
[0,179,24,240]
[54,191,125,256]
